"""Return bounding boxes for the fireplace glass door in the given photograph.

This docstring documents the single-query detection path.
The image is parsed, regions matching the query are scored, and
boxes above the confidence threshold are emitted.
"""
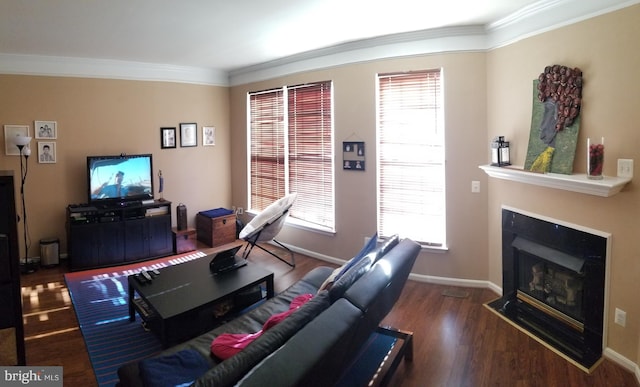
[514,236,585,331]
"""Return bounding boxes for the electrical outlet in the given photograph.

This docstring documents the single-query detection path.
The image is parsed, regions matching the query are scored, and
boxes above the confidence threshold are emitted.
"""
[614,308,626,327]
[237,207,244,215]
[617,159,633,178]
[471,181,480,193]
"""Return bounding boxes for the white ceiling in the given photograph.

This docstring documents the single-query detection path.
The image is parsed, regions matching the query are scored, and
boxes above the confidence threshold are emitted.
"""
[0,0,543,71]
[0,0,635,84]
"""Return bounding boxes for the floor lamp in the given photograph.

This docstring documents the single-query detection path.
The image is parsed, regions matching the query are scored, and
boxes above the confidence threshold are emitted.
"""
[14,135,36,274]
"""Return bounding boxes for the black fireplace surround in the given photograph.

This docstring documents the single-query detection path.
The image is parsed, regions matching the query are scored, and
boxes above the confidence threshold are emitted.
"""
[495,208,607,369]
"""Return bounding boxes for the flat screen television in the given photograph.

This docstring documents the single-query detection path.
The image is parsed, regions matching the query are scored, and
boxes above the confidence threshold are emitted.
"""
[87,154,154,206]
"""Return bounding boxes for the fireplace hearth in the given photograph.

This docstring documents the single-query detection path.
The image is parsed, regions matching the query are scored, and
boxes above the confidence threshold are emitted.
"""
[490,207,608,370]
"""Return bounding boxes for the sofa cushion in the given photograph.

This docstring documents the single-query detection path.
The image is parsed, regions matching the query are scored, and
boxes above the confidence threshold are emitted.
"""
[211,294,314,360]
[138,349,210,387]
[235,298,364,387]
[298,266,334,291]
[194,291,331,387]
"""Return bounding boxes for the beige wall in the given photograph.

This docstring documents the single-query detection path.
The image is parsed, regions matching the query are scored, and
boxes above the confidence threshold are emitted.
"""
[487,5,640,363]
[230,52,490,280]
[0,75,231,256]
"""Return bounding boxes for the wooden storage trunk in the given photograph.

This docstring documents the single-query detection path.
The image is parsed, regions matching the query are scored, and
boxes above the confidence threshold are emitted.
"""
[196,213,236,247]
[172,227,196,254]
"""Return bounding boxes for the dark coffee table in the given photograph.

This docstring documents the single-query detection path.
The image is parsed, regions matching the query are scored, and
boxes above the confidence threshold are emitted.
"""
[128,255,274,347]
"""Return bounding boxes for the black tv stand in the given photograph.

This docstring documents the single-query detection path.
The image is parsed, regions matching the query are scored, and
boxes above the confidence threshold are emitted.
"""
[119,200,142,207]
[66,200,173,271]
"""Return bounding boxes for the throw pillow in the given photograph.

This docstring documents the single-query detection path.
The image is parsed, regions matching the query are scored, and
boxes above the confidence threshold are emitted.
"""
[139,349,210,387]
[210,331,263,361]
[318,232,378,292]
[373,234,400,263]
[211,293,313,360]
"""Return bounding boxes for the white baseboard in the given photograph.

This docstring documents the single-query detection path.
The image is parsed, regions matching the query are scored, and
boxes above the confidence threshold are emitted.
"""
[275,241,345,266]
[408,272,500,293]
[603,347,639,376]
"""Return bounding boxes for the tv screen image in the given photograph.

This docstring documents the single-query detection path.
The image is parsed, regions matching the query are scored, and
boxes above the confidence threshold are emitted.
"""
[87,154,154,205]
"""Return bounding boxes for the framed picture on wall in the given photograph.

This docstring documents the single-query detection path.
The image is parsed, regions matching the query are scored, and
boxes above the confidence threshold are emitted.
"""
[180,122,197,147]
[35,121,57,139]
[203,126,215,146]
[4,125,30,156]
[343,141,365,171]
[38,141,56,164]
[161,127,176,149]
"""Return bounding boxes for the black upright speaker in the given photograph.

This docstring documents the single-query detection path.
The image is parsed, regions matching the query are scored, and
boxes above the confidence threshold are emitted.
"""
[176,203,187,230]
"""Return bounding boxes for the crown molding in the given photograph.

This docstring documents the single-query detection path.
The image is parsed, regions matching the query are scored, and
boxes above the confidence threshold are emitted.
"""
[229,25,488,86]
[229,0,638,85]
[1,0,637,86]
[0,54,229,86]
[486,0,640,49]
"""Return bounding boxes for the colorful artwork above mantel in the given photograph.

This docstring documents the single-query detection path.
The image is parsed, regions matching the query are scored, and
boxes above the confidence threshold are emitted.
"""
[525,65,583,174]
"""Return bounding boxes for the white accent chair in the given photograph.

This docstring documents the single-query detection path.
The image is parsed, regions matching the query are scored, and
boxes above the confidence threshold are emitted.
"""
[239,193,297,267]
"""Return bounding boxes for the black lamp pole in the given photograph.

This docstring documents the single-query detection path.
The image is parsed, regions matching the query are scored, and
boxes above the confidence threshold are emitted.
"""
[16,143,36,274]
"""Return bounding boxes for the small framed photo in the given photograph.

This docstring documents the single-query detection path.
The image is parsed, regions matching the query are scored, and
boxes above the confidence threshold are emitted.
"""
[161,127,176,149]
[4,125,30,156]
[203,126,215,146]
[35,121,57,139]
[38,141,56,164]
[343,141,365,171]
[180,122,197,147]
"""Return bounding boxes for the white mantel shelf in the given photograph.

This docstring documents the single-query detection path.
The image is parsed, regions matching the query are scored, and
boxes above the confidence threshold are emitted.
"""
[479,165,632,197]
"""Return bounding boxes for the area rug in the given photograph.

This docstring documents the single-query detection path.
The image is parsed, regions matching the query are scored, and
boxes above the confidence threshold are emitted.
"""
[64,251,207,387]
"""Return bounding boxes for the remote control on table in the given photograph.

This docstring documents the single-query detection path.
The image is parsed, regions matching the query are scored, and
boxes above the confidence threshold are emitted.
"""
[141,271,152,282]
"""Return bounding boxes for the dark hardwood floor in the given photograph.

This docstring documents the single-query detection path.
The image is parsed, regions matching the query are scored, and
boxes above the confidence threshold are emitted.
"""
[20,242,638,386]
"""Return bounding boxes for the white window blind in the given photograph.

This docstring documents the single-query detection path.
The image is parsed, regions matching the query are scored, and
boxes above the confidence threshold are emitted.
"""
[248,81,334,230]
[377,70,445,246]
[249,89,286,210]
[288,82,334,228]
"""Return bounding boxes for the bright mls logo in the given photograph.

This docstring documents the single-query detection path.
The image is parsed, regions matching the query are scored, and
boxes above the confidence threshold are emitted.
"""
[1,367,62,386]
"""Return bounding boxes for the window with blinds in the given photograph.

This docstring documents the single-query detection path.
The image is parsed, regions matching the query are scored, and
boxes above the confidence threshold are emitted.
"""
[248,81,334,230]
[377,70,445,246]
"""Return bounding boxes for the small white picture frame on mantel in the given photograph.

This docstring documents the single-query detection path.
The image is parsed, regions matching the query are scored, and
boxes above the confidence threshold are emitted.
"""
[35,121,57,139]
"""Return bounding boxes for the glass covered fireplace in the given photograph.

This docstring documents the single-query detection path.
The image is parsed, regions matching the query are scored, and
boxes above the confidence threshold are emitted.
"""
[496,207,608,369]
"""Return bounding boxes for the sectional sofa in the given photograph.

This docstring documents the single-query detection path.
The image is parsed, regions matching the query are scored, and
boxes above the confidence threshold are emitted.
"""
[117,236,421,386]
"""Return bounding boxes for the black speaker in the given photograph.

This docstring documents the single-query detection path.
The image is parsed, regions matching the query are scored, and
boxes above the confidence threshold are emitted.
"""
[177,203,187,230]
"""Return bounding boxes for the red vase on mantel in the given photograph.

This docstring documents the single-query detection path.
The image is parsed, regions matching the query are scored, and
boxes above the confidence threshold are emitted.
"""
[587,137,604,180]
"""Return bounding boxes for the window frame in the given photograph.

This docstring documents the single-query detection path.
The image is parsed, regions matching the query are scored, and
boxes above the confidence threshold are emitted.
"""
[247,81,335,232]
[376,69,446,247]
